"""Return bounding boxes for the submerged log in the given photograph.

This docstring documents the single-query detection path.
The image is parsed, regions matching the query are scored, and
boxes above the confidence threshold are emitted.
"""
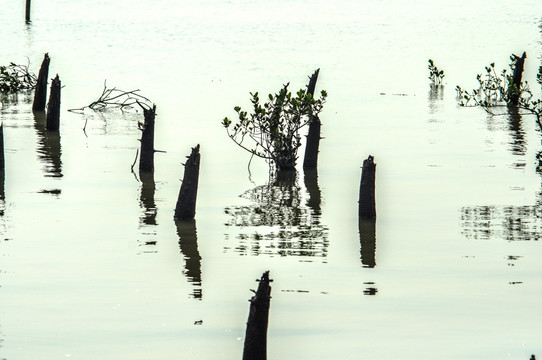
[303,68,321,170]
[174,145,201,220]
[32,53,50,112]
[242,271,272,360]
[509,52,526,106]
[46,75,61,131]
[359,155,376,219]
[138,104,157,172]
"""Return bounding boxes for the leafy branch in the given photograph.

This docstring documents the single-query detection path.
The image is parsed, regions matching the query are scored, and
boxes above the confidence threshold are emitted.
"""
[222,82,327,171]
[428,59,445,85]
[455,53,542,127]
[0,59,37,93]
[68,80,152,113]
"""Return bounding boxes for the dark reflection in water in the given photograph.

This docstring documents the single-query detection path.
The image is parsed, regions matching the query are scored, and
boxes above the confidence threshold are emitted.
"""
[427,84,444,115]
[137,172,157,251]
[506,106,527,159]
[34,112,62,178]
[224,170,328,261]
[359,218,376,268]
[176,219,202,300]
[461,205,542,241]
[363,282,378,295]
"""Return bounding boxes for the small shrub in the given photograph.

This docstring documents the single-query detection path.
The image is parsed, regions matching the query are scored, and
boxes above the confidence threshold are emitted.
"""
[428,59,445,85]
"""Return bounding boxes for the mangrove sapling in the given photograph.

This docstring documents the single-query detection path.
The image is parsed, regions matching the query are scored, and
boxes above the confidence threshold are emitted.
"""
[222,82,327,172]
[428,59,445,85]
[455,53,542,128]
[0,60,37,93]
[68,80,152,114]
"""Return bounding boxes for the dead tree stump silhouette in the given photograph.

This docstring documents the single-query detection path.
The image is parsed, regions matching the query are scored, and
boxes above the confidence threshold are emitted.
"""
[174,145,200,220]
[359,155,376,219]
[510,52,526,106]
[303,68,321,170]
[25,0,31,22]
[242,271,272,360]
[138,104,157,172]
[32,53,50,112]
[46,75,61,131]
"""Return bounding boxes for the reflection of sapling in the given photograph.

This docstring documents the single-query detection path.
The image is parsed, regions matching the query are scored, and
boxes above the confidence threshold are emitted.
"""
[222,82,327,171]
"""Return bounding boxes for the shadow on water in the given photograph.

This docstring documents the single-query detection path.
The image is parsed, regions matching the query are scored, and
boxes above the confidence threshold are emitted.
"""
[175,219,202,300]
[359,218,376,268]
[224,169,328,261]
[34,111,62,178]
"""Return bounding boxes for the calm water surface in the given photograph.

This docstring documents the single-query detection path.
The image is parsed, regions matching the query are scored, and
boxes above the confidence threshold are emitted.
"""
[1,1,542,359]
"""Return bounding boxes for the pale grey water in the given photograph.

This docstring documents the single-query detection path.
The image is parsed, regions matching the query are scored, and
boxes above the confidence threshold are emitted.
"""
[1,1,542,359]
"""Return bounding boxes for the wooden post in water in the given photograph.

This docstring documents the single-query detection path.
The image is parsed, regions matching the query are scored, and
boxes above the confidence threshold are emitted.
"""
[358,155,376,219]
[46,74,61,131]
[0,122,5,171]
[25,0,31,23]
[33,53,50,112]
[303,68,321,170]
[138,104,156,172]
[174,145,200,220]
[510,52,526,106]
[242,271,272,360]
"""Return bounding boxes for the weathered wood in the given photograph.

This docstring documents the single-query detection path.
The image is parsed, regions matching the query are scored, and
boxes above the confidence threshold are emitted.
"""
[176,219,202,299]
[25,0,31,22]
[303,68,321,170]
[174,145,201,220]
[510,52,526,106]
[359,155,376,219]
[0,122,4,171]
[138,104,156,172]
[32,53,50,112]
[359,218,376,268]
[242,271,272,360]
[46,74,61,131]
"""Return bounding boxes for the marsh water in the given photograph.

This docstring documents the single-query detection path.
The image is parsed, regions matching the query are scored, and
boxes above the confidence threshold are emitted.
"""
[1,0,542,359]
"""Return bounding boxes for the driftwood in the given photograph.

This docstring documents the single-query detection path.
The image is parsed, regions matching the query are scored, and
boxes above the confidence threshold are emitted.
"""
[32,53,50,112]
[138,104,156,172]
[46,75,61,131]
[510,52,526,106]
[303,68,321,170]
[242,271,272,360]
[359,155,376,219]
[174,145,201,220]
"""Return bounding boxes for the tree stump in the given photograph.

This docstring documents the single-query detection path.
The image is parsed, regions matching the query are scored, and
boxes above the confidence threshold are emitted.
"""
[46,75,61,131]
[303,68,321,170]
[174,145,200,220]
[32,53,50,112]
[510,52,526,106]
[138,104,157,172]
[25,0,31,23]
[242,271,272,360]
[359,155,376,219]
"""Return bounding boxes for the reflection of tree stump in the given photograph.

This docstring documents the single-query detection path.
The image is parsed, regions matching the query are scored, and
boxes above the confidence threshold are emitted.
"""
[242,271,272,360]
[303,68,321,170]
[359,155,376,219]
[139,105,156,172]
[139,171,157,226]
[359,218,376,268]
[176,219,202,299]
[303,168,321,213]
[32,53,50,112]
[174,145,200,220]
[46,75,61,131]
[510,52,526,106]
